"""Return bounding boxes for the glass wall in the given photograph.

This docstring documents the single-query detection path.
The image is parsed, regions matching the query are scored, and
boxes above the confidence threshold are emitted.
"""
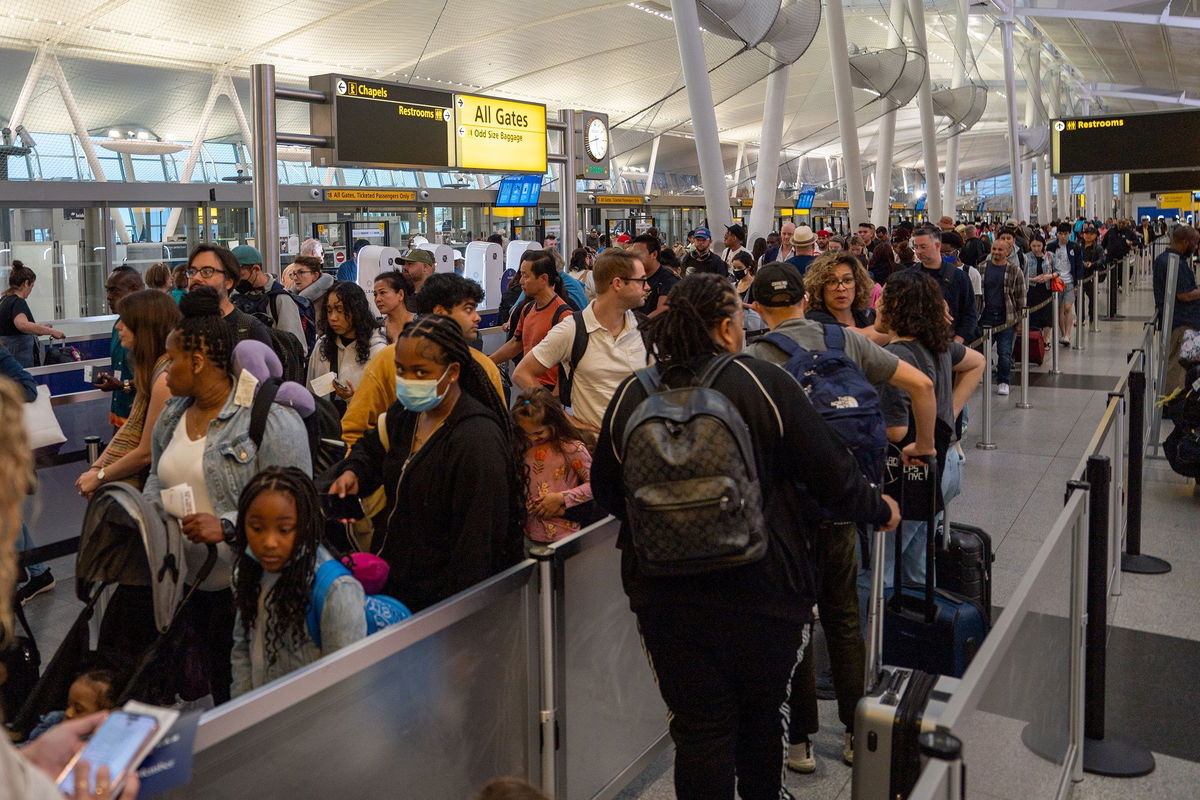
[1,206,109,318]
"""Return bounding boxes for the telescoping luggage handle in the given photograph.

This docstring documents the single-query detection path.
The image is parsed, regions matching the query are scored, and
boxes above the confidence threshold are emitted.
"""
[891,461,940,625]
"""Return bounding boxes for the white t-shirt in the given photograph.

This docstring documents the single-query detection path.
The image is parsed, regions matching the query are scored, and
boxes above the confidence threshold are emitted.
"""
[157,416,232,590]
[529,302,648,430]
[722,245,751,265]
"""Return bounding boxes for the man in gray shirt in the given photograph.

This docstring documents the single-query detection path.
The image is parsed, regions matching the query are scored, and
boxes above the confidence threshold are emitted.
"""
[744,261,936,773]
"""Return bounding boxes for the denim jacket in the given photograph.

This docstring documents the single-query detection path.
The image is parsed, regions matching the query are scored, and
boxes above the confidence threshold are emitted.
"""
[144,388,311,590]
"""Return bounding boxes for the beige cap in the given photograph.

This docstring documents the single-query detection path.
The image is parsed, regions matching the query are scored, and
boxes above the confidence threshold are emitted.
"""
[792,225,817,246]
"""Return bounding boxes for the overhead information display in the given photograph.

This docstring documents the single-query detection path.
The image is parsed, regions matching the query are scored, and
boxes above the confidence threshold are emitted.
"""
[308,75,547,174]
[1125,170,1200,193]
[454,94,547,174]
[1051,108,1200,176]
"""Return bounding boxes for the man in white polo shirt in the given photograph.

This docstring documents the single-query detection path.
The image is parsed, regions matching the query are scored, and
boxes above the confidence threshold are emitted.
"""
[512,248,649,431]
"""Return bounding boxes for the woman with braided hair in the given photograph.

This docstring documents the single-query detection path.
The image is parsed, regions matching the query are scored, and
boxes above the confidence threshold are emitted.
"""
[592,274,899,800]
[329,313,525,611]
[134,286,311,704]
[230,467,365,696]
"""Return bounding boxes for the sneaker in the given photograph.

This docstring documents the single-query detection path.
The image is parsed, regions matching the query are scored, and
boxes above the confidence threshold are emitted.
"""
[997,383,1010,396]
[843,730,854,766]
[787,741,816,774]
[17,570,55,605]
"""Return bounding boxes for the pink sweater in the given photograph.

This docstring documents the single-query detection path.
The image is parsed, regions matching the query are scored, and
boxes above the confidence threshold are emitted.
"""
[523,439,593,542]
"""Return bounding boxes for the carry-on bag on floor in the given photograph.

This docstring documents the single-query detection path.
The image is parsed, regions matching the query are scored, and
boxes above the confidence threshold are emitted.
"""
[1013,328,1046,366]
[853,522,959,800]
[882,465,988,679]
[936,519,994,627]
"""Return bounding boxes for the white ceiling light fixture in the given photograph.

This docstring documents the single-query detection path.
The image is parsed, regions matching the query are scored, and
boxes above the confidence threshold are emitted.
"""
[100,140,186,155]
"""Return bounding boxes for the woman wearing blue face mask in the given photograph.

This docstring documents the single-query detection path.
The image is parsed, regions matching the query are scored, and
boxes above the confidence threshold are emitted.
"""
[327,314,526,611]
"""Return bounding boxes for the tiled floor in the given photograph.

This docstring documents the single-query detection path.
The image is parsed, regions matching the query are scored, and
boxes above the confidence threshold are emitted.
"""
[620,286,1200,798]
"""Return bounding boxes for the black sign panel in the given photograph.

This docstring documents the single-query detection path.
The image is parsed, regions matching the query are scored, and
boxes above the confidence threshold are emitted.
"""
[1051,108,1200,176]
[1125,170,1200,193]
[308,75,455,170]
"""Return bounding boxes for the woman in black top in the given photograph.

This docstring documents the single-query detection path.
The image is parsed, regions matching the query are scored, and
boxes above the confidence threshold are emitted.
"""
[0,262,65,366]
[328,314,525,611]
[802,252,888,345]
[592,274,898,800]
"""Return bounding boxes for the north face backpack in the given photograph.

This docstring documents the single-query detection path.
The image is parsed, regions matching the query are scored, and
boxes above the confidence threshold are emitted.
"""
[762,325,888,483]
[618,353,767,576]
[305,558,411,648]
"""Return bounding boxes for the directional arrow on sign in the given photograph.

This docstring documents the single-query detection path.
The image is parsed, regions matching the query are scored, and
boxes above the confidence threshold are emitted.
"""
[458,126,465,136]
[457,97,464,108]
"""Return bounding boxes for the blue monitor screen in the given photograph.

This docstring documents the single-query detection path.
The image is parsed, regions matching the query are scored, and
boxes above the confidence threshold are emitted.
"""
[497,175,542,207]
[915,196,926,212]
[796,190,816,210]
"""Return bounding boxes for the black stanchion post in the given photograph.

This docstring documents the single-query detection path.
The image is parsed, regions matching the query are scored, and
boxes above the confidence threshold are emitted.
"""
[1104,265,1124,321]
[1082,455,1155,777]
[1121,368,1172,574]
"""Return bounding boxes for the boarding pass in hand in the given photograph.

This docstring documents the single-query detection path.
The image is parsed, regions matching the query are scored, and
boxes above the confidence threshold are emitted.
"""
[160,484,196,519]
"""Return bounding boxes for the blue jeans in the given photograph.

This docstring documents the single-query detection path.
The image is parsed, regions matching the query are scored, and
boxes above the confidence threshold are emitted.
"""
[992,325,1016,384]
[858,447,964,622]
[18,523,47,577]
[0,334,38,368]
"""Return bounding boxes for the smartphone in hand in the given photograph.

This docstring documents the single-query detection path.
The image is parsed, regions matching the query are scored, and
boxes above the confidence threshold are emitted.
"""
[322,492,365,521]
[56,711,159,795]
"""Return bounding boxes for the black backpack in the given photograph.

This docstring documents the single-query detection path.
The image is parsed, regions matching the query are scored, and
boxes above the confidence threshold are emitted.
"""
[249,377,345,477]
[233,285,317,353]
[618,353,767,576]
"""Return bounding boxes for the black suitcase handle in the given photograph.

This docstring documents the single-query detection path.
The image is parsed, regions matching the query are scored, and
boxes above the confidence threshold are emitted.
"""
[892,463,940,625]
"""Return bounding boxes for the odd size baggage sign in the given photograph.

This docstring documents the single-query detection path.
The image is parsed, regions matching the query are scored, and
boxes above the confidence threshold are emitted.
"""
[308,74,547,174]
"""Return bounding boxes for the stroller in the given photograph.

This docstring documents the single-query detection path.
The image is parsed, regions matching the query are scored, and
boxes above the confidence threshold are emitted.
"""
[7,483,215,741]
[1163,362,1200,480]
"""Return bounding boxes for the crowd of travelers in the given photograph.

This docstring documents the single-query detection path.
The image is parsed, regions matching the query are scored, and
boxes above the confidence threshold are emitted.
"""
[2,207,1196,799]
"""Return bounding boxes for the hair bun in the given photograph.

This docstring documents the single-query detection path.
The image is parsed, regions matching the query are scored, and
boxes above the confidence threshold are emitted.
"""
[179,285,222,318]
[11,260,24,269]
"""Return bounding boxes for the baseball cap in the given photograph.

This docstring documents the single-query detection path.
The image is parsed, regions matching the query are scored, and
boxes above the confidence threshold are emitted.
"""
[817,229,832,238]
[616,233,632,244]
[725,223,746,241]
[231,245,263,266]
[792,225,817,247]
[750,262,805,307]
[693,227,712,240]
[400,249,434,266]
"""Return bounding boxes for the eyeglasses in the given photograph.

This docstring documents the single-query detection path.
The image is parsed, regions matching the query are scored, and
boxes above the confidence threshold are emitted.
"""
[622,276,650,285]
[825,277,856,289]
[184,266,227,279]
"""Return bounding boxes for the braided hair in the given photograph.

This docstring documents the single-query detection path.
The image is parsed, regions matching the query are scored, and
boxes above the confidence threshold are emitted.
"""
[233,467,322,665]
[319,281,380,368]
[176,286,234,375]
[642,273,740,367]
[397,314,527,566]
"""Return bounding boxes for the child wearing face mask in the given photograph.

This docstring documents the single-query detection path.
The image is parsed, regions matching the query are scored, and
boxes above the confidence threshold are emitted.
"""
[730,251,766,335]
[512,389,595,544]
[230,467,366,697]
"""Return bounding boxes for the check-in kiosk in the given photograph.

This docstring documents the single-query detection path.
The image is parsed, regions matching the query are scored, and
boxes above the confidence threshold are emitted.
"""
[356,245,402,315]
[465,241,504,309]
[430,243,457,274]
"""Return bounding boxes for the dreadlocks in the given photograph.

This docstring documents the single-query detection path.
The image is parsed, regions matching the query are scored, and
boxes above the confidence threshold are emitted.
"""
[233,466,323,666]
[397,314,527,567]
[642,273,740,367]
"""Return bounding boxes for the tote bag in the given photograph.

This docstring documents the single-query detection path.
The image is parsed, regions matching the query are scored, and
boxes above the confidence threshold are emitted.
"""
[24,384,67,450]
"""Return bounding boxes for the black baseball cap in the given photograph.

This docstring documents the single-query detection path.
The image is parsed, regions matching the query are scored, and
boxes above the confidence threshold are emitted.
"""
[750,262,805,307]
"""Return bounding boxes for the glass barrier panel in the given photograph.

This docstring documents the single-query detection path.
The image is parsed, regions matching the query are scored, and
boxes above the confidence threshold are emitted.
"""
[943,520,1077,799]
[558,523,670,800]
[175,569,537,799]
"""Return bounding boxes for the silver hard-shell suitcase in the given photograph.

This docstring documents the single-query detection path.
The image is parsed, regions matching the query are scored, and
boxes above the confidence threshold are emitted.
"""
[851,524,959,799]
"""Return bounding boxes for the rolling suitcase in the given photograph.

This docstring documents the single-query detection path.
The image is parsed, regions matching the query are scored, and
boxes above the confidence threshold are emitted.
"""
[852,521,959,800]
[1013,328,1046,366]
[882,466,988,679]
[936,520,994,626]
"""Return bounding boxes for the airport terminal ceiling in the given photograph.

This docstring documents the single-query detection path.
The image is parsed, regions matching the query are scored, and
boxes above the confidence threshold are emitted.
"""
[1,0,1198,187]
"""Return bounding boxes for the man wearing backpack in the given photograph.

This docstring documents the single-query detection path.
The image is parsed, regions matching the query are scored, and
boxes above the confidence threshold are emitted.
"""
[744,262,937,771]
[511,248,649,432]
[592,273,900,800]
[231,245,314,356]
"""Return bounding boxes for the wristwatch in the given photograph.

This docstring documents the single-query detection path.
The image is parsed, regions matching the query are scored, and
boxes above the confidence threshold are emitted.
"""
[122,379,134,394]
[221,518,237,545]
[96,468,107,484]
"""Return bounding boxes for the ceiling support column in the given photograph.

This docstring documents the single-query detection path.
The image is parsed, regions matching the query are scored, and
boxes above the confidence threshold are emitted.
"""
[748,61,790,244]
[870,0,908,229]
[826,0,869,228]
[1000,16,1027,222]
[908,0,942,220]
[944,0,971,221]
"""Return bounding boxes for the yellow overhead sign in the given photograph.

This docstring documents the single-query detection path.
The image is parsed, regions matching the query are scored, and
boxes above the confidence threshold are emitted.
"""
[1158,191,1193,209]
[323,189,417,203]
[455,93,547,173]
[830,202,850,208]
[594,195,645,205]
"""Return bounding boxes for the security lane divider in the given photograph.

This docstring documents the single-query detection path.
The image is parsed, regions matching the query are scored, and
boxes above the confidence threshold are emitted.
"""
[166,517,669,800]
[908,344,1169,800]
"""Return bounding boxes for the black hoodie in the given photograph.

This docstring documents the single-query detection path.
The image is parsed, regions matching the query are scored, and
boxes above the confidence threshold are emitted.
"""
[339,392,519,611]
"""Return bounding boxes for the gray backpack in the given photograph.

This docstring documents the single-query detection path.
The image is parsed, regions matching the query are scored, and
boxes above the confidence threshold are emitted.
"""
[619,353,767,575]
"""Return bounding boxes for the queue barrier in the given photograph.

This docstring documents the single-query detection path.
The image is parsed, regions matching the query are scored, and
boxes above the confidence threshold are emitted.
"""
[907,345,1164,800]
[163,518,669,800]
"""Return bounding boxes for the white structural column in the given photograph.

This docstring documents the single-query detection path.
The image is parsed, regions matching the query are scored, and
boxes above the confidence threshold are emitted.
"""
[670,0,733,232]
[748,61,790,243]
[870,0,908,228]
[907,0,942,220]
[1038,154,1052,223]
[644,135,662,200]
[1000,17,1027,221]
[731,141,746,200]
[1051,66,1069,219]
[825,0,869,226]
[944,0,971,219]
